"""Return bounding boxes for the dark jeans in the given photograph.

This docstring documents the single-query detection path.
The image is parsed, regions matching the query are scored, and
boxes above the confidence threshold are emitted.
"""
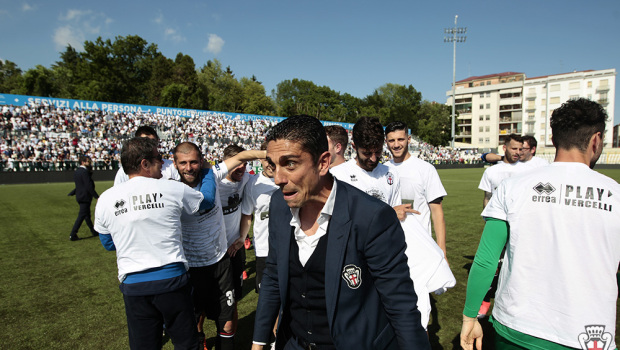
[123,283,200,350]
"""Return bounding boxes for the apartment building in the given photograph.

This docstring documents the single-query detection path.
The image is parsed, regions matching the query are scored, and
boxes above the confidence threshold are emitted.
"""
[446,69,616,150]
[523,69,616,148]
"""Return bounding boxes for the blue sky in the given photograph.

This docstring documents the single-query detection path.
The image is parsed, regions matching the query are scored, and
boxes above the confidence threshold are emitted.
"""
[1,0,619,123]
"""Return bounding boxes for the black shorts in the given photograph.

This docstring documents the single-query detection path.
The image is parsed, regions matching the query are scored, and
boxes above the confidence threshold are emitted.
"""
[230,248,246,300]
[188,255,235,324]
[255,256,267,293]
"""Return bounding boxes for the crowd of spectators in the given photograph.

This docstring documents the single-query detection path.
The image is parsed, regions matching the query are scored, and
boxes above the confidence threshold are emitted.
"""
[1,102,482,172]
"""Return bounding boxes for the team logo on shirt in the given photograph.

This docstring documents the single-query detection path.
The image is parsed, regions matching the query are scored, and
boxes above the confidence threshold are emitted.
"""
[386,172,394,185]
[114,199,127,216]
[531,182,557,204]
[222,193,241,215]
[533,182,555,195]
[350,174,357,182]
[577,325,612,350]
[342,264,362,289]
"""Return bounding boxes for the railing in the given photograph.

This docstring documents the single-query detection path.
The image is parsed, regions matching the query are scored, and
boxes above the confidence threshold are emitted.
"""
[0,160,120,172]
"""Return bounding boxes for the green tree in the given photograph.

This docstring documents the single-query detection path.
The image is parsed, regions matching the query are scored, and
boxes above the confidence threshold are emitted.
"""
[0,60,24,94]
[417,101,451,146]
[363,83,422,132]
[198,59,243,113]
[21,65,55,96]
[240,77,275,115]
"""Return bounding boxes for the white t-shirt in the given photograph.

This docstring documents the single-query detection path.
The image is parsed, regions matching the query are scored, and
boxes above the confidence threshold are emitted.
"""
[524,156,549,168]
[482,162,620,348]
[388,156,447,234]
[330,159,401,207]
[478,161,526,195]
[114,159,179,185]
[94,176,203,282]
[241,173,279,257]
[180,183,227,268]
[213,162,250,247]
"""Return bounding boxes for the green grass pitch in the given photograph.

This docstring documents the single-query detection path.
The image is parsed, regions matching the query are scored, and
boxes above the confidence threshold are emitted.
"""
[0,168,618,349]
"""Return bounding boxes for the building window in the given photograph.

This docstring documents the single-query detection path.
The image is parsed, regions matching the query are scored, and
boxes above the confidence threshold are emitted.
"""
[486,103,491,109]
[479,138,484,143]
[600,79,608,87]
[540,123,546,130]
[479,126,484,132]
[480,104,484,109]
[550,84,560,92]
[485,126,490,132]
[479,116,484,121]
[587,81,592,88]
[485,137,490,143]
[480,92,484,98]
[486,81,491,85]
[486,92,491,97]
[541,98,546,106]
[569,95,579,100]
[486,115,490,120]
[550,97,561,104]
[569,82,580,90]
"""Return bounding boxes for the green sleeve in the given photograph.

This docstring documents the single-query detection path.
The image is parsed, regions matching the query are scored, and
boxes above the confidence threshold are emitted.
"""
[463,218,508,317]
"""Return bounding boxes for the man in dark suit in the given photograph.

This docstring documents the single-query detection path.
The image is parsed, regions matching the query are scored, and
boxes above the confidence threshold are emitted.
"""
[252,115,430,350]
[68,155,99,241]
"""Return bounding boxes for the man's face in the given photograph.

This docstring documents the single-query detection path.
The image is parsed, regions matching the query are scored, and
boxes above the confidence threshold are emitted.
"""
[520,141,534,162]
[385,130,409,159]
[355,146,382,171]
[266,139,328,208]
[146,148,163,179]
[174,150,202,187]
[227,161,247,182]
[503,140,522,164]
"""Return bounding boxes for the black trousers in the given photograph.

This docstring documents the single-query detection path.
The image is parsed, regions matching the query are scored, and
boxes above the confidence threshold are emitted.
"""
[123,283,200,350]
[70,201,95,236]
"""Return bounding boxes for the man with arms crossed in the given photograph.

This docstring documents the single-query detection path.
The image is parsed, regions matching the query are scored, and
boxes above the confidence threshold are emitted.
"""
[95,137,216,349]
[385,121,448,258]
[461,98,620,350]
[252,115,429,350]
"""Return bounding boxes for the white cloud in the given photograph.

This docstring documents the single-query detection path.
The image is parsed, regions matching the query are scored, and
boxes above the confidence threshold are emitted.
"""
[204,34,225,54]
[53,25,85,51]
[53,9,112,51]
[22,3,36,11]
[154,13,163,25]
[164,28,186,43]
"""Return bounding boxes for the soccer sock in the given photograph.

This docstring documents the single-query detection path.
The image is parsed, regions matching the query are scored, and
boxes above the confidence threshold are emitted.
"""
[216,331,234,350]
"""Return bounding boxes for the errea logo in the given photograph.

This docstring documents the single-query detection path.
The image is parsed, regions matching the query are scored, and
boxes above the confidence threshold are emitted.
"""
[533,182,555,195]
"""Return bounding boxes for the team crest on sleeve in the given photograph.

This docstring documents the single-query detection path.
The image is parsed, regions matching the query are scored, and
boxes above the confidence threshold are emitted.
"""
[577,325,612,350]
[342,264,362,289]
[386,172,394,185]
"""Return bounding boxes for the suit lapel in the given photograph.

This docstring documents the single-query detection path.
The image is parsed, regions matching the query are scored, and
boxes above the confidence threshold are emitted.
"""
[277,203,292,304]
[325,180,352,324]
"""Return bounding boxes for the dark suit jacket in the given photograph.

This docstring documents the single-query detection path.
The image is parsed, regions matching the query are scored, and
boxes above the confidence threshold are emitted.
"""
[253,179,430,350]
[68,166,98,203]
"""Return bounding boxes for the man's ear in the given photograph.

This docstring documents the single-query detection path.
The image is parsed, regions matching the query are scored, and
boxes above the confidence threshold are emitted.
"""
[334,142,342,153]
[318,151,331,176]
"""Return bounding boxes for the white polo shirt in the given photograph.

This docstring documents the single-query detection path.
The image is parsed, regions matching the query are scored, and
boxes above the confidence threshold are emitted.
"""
[330,159,401,207]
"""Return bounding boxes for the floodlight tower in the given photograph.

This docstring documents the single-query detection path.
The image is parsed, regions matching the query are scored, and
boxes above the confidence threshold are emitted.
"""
[444,15,466,149]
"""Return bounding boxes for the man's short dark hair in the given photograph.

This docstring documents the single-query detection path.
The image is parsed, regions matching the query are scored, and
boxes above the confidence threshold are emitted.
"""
[121,137,158,175]
[173,142,202,162]
[504,134,523,145]
[551,98,607,151]
[352,117,384,150]
[78,155,90,164]
[384,121,408,136]
[135,126,159,140]
[522,135,537,153]
[325,125,348,148]
[265,115,328,165]
[223,145,245,160]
